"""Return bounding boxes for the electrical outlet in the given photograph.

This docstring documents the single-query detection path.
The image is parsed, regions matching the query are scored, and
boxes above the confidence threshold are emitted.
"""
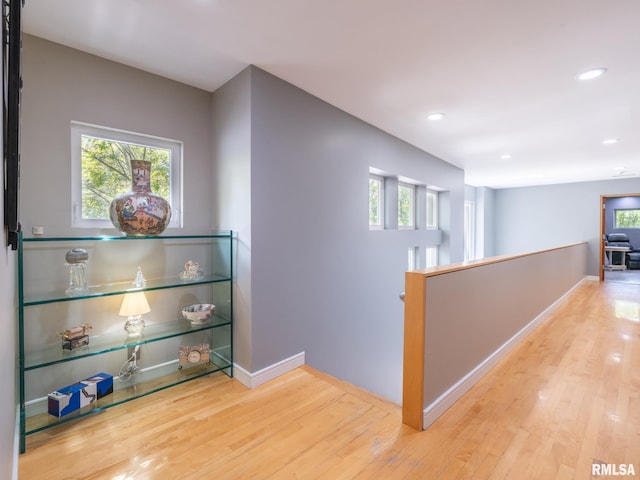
[128,345,141,361]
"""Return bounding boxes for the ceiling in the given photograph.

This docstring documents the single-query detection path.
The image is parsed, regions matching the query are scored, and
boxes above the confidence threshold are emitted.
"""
[22,0,640,188]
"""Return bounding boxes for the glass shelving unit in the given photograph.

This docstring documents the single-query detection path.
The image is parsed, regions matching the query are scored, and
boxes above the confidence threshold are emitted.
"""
[18,231,233,452]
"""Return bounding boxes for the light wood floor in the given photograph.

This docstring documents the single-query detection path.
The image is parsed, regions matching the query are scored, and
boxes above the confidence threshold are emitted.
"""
[19,279,640,479]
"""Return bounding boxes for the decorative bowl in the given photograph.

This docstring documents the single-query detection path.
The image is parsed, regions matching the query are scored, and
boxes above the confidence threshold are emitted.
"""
[181,304,215,324]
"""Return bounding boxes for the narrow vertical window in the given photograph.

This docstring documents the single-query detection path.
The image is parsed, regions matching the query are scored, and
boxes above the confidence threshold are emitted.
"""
[369,174,384,229]
[426,190,438,229]
[398,182,415,229]
[464,200,476,261]
[426,246,439,267]
[408,246,419,271]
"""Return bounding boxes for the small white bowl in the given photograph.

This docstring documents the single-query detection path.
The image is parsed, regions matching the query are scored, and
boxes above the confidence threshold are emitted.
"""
[181,304,215,324]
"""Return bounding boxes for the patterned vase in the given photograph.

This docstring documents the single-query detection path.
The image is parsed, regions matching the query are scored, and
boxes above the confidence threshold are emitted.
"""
[109,159,172,236]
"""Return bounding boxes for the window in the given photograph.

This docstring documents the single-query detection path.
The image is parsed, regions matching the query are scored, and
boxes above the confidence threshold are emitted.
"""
[426,247,438,267]
[408,246,420,271]
[369,174,384,229]
[71,122,182,228]
[615,209,640,228]
[464,201,476,261]
[426,190,438,229]
[398,182,415,229]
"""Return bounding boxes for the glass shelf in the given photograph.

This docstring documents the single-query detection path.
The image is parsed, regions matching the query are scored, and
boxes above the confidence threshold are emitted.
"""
[25,315,231,370]
[22,232,232,242]
[18,231,233,452]
[23,274,231,306]
[24,347,232,435]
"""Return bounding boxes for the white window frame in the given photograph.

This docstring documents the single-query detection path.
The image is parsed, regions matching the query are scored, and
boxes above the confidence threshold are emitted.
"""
[369,174,384,230]
[426,189,438,229]
[71,122,183,229]
[398,182,415,230]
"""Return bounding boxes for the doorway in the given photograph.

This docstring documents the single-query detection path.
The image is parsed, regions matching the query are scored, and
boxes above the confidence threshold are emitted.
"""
[600,194,640,284]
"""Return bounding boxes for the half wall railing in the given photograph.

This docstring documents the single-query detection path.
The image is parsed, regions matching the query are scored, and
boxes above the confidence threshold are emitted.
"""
[402,242,589,430]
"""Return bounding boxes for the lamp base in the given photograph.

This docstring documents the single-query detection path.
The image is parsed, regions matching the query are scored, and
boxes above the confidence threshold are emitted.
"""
[124,315,145,336]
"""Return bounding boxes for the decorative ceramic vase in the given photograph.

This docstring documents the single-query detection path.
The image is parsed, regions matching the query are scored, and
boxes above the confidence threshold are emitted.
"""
[109,159,172,236]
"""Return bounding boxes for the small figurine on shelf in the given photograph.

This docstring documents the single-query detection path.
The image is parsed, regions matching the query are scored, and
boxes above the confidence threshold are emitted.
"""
[64,248,90,296]
[179,260,204,281]
[132,266,147,288]
[57,324,92,351]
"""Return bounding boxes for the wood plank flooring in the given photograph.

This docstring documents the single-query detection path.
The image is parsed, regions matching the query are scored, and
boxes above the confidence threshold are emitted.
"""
[19,279,640,479]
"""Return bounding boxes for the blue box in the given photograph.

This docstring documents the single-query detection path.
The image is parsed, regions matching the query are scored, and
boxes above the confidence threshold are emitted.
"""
[47,373,113,417]
[83,372,113,399]
[48,381,97,417]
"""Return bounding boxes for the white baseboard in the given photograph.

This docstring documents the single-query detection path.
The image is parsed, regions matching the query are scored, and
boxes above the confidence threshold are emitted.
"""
[422,276,588,429]
[234,352,305,389]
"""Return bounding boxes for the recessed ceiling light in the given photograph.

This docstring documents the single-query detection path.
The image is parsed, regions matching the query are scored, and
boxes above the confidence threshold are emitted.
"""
[576,67,607,81]
[500,154,512,160]
[427,113,445,121]
[603,138,619,145]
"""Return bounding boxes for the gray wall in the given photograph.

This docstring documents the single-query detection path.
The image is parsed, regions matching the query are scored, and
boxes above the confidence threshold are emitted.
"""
[18,36,467,412]
[495,177,640,275]
[212,66,465,402]
[20,35,213,236]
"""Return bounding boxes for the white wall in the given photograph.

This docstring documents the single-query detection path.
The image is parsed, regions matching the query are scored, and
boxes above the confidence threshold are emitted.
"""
[495,177,640,275]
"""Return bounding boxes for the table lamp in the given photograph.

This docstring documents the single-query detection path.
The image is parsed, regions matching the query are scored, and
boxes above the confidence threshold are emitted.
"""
[119,291,150,336]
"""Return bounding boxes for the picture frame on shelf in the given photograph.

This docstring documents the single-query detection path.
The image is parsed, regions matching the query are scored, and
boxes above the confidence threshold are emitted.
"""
[178,344,210,369]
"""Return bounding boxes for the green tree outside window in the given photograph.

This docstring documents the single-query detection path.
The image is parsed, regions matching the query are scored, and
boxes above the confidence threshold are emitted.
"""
[369,177,381,226]
[615,209,640,228]
[81,135,171,220]
[398,184,414,227]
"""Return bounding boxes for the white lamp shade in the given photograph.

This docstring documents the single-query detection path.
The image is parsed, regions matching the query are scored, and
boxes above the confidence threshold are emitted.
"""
[119,292,151,317]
